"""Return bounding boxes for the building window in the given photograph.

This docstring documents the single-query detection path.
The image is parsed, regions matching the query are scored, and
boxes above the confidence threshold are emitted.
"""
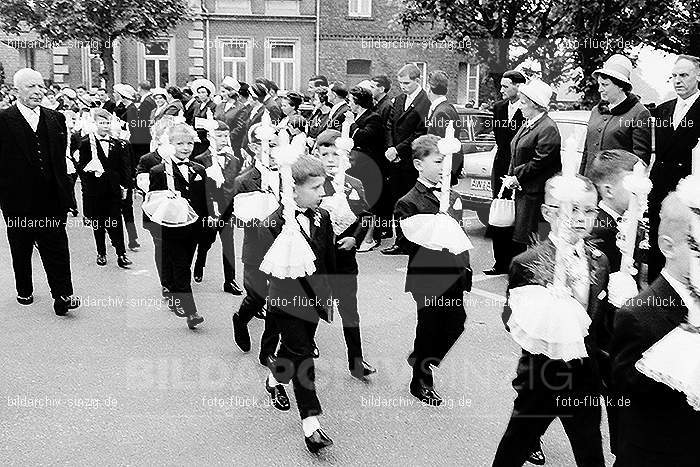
[219,38,252,83]
[348,0,371,17]
[347,59,371,76]
[408,61,428,89]
[458,62,480,106]
[143,40,172,88]
[265,0,299,15]
[216,0,251,14]
[267,40,299,91]
[82,45,105,88]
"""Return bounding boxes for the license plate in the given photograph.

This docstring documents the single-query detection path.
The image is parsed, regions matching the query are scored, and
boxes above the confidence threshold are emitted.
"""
[470,178,491,192]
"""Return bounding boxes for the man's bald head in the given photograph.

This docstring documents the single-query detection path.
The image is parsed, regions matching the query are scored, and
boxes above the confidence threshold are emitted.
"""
[659,192,692,242]
[13,68,45,109]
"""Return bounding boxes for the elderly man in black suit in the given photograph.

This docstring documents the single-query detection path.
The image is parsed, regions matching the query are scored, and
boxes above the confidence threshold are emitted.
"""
[425,70,463,186]
[612,192,700,467]
[502,79,562,255]
[0,68,80,315]
[486,70,526,275]
[648,54,700,281]
[381,63,430,255]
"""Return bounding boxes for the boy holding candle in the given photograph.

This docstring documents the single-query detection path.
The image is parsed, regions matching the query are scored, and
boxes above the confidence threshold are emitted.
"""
[315,129,376,379]
[394,134,472,406]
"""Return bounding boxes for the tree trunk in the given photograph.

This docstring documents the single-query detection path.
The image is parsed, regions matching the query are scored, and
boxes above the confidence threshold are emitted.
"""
[101,41,114,92]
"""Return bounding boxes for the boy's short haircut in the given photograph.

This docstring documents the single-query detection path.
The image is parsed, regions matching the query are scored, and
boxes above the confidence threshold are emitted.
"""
[371,75,391,93]
[545,174,597,200]
[93,108,112,120]
[398,64,421,81]
[292,154,327,184]
[587,149,642,185]
[412,134,441,160]
[316,129,341,148]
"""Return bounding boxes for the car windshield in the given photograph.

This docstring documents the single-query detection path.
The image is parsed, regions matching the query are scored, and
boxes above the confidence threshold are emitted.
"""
[458,114,495,142]
[555,121,588,148]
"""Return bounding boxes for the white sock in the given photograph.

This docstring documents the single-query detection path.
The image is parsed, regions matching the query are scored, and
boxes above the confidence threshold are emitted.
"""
[302,416,321,437]
[267,373,282,387]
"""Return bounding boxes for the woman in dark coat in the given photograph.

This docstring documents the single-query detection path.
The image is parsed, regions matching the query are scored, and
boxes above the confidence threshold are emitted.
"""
[503,79,562,253]
[307,88,331,144]
[580,54,651,175]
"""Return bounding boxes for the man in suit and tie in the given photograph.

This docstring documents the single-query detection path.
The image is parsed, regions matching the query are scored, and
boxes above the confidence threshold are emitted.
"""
[371,75,393,129]
[182,87,197,127]
[485,70,526,275]
[96,87,116,114]
[425,70,463,186]
[228,83,253,160]
[369,75,394,241]
[326,82,350,133]
[0,68,80,315]
[648,54,700,281]
[612,192,700,467]
[381,63,430,255]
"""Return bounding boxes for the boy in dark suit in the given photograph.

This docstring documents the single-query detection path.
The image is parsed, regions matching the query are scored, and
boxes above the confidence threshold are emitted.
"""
[394,135,472,406]
[76,109,133,268]
[612,192,700,467]
[146,124,210,329]
[315,129,376,379]
[262,155,335,453]
[493,175,608,467]
[193,120,243,294]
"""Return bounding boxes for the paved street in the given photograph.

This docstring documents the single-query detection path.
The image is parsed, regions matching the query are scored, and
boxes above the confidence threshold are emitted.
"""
[0,184,614,465]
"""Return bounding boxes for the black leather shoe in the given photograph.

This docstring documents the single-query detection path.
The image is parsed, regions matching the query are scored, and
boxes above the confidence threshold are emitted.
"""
[527,442,546,465]
[96,255,107,266]
[253,305,266,320]
[232,313,251,352]
[70,208,78,217]
[117,254,132,268]
[259,354,276,368]
[161,286,170,297]
[312,343,319,359]
[483,267,507,276]
[223,281,243,295]
[186,313,204,329]
[128,241,140,252]
[305,428,333,453]
[351,361,377,379]
[54,295,80,316]
[193,267,203,283]
[265,377,290,411]
[409,381,443,406]
[17,295,34,305]
[380,244,406,255]
[169,304,187,317]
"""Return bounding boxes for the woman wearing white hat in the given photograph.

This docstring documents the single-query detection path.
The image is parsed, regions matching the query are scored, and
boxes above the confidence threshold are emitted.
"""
[580,54,651,175]
[150,87,184,123]
[503,78,562,253]
[190,78,217,157]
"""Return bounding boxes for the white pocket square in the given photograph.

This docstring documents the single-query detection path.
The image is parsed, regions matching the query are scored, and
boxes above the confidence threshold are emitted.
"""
[349,189,360,200]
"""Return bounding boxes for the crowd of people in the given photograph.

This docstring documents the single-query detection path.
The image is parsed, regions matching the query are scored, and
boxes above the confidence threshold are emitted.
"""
[0,51,699,463]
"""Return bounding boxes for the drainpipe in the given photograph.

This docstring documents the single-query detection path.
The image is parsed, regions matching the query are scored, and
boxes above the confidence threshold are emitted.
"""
[315,0,320,75]
[201,0,211,78]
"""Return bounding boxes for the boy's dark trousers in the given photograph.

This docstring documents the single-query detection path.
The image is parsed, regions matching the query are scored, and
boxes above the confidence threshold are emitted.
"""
[90,217,126,256]
[409,286,466,388]
[492,352,605,467]
[194,220,236,282]
[332,248,364,371]
[161,224,199,316]
[144,222,165,287]
[121,187,138,244]
[237,263,279,360]
[267,310,322,419]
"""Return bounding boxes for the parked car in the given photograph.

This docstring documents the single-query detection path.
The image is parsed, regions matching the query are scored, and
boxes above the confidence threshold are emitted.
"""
[455,106,496,155]
[455,110,591,225]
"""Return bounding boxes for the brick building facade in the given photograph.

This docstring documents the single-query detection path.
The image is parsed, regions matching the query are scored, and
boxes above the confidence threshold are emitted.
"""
[0,0,482,104]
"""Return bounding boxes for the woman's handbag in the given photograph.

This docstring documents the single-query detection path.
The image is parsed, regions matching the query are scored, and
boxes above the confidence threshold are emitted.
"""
[488,184,516,227]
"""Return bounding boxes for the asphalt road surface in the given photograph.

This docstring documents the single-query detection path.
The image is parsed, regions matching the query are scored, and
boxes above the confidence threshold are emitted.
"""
[1,186,614,465]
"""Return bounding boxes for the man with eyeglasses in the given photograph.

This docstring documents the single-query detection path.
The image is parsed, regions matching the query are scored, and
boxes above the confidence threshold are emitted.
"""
[648,55,700,281]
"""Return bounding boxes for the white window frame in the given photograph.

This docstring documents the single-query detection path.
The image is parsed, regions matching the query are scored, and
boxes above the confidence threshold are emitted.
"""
[466,63,480,105]
[266,38,300,92]
[265,0,299,16]
[348,0,372,17]
[218,37,253,84]
[215,0,251,14]
[138,38,175,88]
[408,61,428,89]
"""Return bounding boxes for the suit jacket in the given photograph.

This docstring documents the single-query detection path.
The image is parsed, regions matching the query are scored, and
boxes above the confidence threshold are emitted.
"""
[611,276,700,464]
[76,135,130,219]
[502,239,611,361]
[148,159,210,219]
[326,102,349,133]
[492,99,524,197]
[264,205,336,321]
[214,100,243,130]
[101,100,116,114]
[0,105,73,217]
[232,166,278,266]
[395,181,472,295]
[194,148,243,221]
[229,102,253,158]
[131,94,156,146]
[581,94,651,176]
[183,98,197,126]
[191,99,217,120]
[427,99,463,186]
[649,96,700,206]
[386,90,430,167]
[375,94,393,148]
[322,174,370,274]
[350,110,384,170]
[264,97,283,125]
[307,108,330,140]
[508,114,562,243]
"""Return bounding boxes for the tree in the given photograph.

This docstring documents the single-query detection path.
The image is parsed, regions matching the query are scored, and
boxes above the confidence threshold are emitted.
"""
[0,0,191,90]
[640,0,700,57]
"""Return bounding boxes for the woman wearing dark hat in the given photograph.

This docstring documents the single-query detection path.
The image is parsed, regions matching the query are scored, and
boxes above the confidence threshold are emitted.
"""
[580,54,651,175]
